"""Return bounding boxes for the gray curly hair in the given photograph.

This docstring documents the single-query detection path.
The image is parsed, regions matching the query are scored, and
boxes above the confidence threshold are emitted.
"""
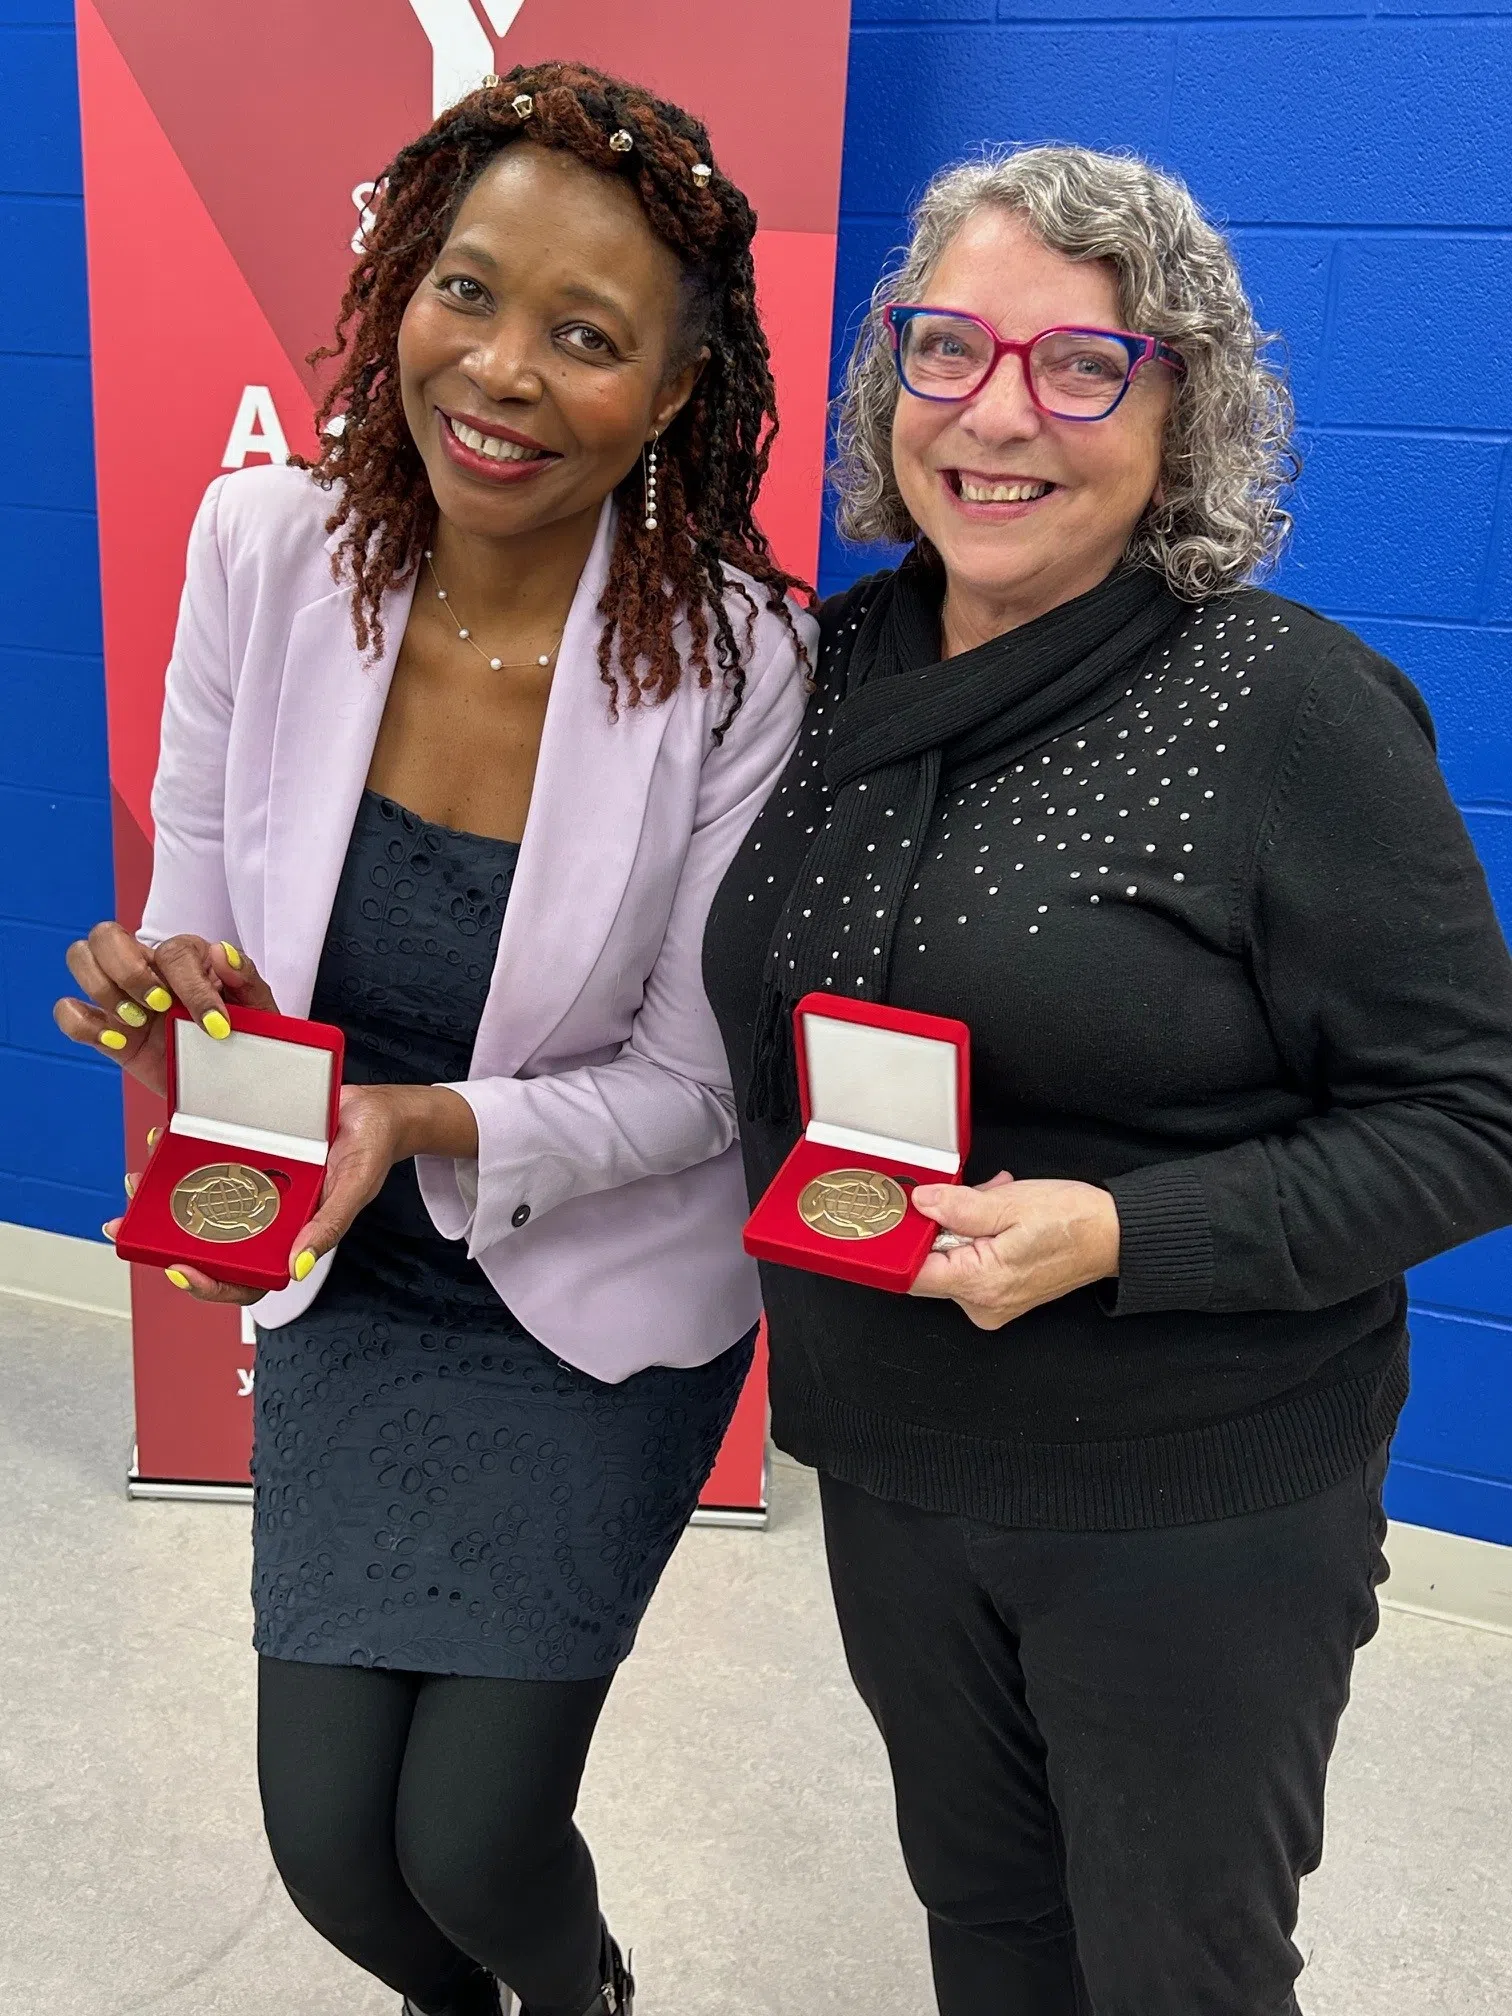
[831,144,1298,599]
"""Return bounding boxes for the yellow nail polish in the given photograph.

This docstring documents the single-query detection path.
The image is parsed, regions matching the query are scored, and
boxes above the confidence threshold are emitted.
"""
[102,1222,117,1242]
[165,1269,191,1291]
[203,1010,231,1040]
[100,1029,128,1052]
[124,1173,137,1198]
[145,987,173,1014]
[147,1125,162,1149]
[220,941,244,970]
[117,1000,148,1028]
[292,1248,317,1282]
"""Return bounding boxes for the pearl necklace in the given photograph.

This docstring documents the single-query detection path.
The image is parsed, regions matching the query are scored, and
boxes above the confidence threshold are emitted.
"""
[423,551,562,673]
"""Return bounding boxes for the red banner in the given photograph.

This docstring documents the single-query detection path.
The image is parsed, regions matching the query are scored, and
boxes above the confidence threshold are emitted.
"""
[77,0,851,1510]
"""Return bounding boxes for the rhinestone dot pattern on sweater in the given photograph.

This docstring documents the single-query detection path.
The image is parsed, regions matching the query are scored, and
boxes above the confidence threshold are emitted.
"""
[755,600,1276,972]
[731,587,1303,1134]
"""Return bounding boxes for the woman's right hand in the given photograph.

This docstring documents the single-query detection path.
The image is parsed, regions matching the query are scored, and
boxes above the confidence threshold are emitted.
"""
[53,925,279,1098]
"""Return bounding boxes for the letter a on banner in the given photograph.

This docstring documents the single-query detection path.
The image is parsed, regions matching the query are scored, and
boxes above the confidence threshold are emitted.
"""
[221,385,290,469]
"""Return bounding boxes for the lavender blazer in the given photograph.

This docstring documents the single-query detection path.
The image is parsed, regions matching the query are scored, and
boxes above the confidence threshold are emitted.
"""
[141,466,811,1379]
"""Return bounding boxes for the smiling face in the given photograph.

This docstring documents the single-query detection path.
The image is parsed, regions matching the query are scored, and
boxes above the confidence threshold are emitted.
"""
[397,144,702,546]
[891,208,1175,643]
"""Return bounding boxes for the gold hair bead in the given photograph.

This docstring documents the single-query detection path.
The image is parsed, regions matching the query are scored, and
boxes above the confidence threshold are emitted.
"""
[608,129,634,154]
[511,92,534,119]
[691,162,712,187]
[482,73,502,89]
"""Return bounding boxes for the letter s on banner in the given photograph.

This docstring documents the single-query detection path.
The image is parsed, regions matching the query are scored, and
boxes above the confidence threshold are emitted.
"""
[351,180,379,254]
[222,385,290,469]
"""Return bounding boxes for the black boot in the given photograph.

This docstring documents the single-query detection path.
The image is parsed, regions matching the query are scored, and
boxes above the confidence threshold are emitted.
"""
[515,1925,634,2016]
[582,1927,634,2016]
[401,1969,512,2016]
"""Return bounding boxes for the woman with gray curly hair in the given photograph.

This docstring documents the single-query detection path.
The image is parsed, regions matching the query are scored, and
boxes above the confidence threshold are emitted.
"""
[704,144,1512,2012]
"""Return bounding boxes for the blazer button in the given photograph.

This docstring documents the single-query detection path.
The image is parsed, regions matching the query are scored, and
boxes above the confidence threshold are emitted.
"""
[511,1203,531,1228]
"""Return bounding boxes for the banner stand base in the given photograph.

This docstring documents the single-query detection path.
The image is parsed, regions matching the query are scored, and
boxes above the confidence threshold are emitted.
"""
[687,1504,769,1530]
[127,1449,252,1505]
[127,1448,769,1526]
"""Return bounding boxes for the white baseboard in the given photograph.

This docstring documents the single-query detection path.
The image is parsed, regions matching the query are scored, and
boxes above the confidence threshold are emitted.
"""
[0,1220,131,1318]
[1383,1520,1512,1638]
[2,1225,1506,1628]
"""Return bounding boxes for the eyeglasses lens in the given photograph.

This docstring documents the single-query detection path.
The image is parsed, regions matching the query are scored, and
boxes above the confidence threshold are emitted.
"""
[1029,331,1135,418]
[896,313,997,397]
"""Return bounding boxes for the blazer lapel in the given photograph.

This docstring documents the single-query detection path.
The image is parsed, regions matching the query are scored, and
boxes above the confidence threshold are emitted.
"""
[473,499,676,1078]
[260,563,418,1016]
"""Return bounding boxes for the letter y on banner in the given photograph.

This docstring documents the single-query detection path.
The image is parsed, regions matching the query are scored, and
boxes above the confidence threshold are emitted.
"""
[409,0,529,115]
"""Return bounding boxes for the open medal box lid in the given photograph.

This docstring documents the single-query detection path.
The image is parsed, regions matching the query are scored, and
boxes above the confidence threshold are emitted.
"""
[115,1003,344,1290]
[743,992,971,1293]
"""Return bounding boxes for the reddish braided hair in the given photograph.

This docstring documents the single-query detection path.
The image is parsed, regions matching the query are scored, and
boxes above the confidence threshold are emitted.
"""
[299,59,812,730]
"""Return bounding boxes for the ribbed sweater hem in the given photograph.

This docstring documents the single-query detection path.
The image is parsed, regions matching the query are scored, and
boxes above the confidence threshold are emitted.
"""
[772,1334,1409,1532]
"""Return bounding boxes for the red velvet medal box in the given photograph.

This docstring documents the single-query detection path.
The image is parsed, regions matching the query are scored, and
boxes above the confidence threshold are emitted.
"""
[115,1003,344,1291]
[743,992,971,1293]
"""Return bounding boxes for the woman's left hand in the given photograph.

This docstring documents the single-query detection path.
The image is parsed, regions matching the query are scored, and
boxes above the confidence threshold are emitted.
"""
[105,1083,475,1304]
[907,1172,1122,1330]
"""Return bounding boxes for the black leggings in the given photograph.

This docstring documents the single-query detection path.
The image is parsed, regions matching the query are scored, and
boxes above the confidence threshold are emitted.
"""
[257,1656,613,2016]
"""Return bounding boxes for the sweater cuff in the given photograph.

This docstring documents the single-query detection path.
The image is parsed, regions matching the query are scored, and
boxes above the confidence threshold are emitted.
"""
[1101,1163,1214,1315]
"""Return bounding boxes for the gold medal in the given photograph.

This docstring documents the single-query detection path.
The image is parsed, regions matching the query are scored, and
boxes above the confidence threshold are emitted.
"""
[797,1168,908,1242]
[169,1162,282,1243]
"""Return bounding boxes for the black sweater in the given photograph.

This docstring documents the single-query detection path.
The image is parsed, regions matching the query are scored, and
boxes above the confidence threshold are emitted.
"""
[703,579,1512,1529]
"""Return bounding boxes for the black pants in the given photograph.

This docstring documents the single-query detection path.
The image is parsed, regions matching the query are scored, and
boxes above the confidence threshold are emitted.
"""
[819,1448,1389,2016]
[257,1657,612,2016]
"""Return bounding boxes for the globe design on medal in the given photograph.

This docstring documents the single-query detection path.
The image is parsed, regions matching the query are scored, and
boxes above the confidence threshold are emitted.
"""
[170,1162,282,1243]
[797,1168,908,1242]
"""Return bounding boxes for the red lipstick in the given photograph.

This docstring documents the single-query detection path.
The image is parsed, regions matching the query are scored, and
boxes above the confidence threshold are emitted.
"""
[437,409,560,486]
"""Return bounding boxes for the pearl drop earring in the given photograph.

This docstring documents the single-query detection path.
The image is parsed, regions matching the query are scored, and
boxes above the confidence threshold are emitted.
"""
[643,433,660,533]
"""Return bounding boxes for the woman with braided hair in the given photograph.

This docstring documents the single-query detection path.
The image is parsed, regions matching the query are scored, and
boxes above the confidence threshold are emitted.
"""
[56,61,813,2016]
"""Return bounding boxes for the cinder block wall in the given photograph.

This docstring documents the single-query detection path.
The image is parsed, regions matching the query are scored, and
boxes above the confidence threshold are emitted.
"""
[2,2,1508,1540]
[822,0,1512,1544]
[0,2,120,1242]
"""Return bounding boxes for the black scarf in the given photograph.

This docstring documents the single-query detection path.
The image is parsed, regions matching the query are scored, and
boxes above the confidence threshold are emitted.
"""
[748,560,1184,1122]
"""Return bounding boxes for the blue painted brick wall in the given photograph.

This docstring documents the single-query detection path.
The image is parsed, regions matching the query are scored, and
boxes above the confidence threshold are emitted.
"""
[825,2,1512,1544]
[6,4,1510,1542]
[0,2,122,1242]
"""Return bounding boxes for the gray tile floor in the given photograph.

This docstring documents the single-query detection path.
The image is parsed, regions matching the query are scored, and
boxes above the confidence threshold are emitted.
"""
[2,1289,1508,2015]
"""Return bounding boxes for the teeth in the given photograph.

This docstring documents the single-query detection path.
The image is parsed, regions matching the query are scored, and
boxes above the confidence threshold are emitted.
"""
[959,479,1051,503]
[450,418,542,462]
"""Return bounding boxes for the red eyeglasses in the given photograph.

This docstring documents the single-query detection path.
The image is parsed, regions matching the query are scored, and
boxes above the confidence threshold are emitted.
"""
[885,305,1185,421]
